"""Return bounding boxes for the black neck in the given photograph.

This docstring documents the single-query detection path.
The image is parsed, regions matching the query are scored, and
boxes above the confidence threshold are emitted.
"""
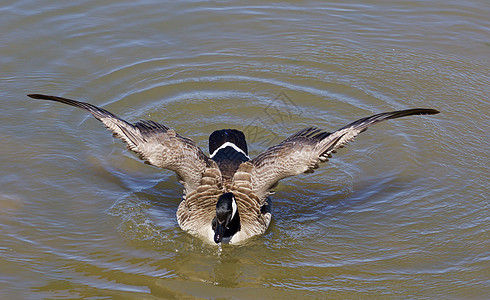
[223,211,241,239]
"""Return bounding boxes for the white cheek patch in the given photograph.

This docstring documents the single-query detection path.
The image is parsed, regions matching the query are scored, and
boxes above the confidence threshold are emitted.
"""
[231,195,237,220]
[210,142,250,159]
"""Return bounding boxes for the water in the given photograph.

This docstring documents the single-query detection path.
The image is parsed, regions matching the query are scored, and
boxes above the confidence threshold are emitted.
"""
[1,0,489,298]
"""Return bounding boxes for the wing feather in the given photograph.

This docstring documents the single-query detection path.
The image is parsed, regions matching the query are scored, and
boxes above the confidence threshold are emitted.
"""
[28,94,211,192]
[243,108,439,199]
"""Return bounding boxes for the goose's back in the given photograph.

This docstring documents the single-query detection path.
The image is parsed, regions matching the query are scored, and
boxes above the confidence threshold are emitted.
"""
[229,165,272,243]
[177,166,222,241]
[231,190,271,243]
[177,163,272,244]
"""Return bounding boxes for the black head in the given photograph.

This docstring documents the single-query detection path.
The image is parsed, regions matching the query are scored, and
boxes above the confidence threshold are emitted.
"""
[209,129,248,156]
[212,192,240,243]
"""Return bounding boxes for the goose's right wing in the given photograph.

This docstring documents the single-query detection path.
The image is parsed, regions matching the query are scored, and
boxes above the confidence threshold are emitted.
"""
[239,108,439,200]
[28,94,212,192]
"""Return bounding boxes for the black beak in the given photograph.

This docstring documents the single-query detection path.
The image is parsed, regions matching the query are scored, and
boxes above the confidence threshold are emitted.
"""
[214,221,224,243]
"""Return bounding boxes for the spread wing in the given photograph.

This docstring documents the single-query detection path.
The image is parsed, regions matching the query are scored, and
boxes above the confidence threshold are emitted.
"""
[28,94,211,193]
[241,108,439,200]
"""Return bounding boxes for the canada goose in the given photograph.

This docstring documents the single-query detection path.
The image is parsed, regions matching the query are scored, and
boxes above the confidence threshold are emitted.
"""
[28,94,439,244]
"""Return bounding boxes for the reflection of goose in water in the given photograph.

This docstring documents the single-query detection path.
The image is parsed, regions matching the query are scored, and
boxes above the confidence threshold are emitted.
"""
[28,94,439,244]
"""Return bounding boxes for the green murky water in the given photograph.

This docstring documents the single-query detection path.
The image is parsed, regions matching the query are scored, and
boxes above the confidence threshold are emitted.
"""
[1,0,488,298]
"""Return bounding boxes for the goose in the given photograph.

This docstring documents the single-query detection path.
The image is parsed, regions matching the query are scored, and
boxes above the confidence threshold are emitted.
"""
[28,94,439,244]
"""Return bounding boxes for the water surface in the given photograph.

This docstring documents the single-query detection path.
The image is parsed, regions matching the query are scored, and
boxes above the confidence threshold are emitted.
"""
[1,0,489,298]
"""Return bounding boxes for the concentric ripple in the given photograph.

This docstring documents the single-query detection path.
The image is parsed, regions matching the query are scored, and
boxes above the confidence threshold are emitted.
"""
[1,0,488,298]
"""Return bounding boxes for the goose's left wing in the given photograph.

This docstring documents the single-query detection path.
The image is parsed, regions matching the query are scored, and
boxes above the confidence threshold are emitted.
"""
[239,108,439,200]
[28,94,211,192]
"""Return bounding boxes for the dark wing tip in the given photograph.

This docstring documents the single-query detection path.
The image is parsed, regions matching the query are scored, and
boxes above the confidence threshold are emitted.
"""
[27,93,74,104]
[27,93,122,122]
[371,108,440,124]
[28,94,49,99]
[386,108,440,120]
[413,108,440,115]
